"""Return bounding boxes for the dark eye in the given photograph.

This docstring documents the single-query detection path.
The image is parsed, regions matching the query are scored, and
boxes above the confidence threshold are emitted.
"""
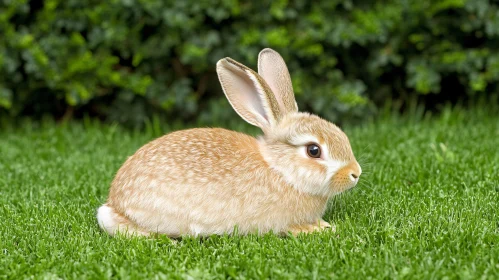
[306,144,321,158]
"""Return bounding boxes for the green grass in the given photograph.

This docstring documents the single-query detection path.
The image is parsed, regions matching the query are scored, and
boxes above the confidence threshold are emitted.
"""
[1,106,498,279]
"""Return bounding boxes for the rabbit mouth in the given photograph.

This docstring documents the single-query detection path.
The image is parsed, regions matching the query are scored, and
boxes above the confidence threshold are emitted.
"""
[330,173,361,194]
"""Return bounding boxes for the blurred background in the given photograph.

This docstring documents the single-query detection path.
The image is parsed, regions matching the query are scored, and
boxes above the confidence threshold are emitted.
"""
[1,0,498,128]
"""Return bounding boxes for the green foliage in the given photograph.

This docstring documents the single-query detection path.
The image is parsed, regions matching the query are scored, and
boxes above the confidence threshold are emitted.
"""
[1,0,499,126]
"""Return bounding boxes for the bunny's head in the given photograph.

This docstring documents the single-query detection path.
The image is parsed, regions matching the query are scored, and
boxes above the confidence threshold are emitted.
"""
[217,49,361,197]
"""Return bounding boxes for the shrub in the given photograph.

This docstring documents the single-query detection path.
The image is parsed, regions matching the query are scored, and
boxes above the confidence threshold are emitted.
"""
[1,0,498,127]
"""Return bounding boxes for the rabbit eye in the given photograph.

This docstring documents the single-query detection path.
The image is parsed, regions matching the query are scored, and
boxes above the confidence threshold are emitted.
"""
[306,144,321,158]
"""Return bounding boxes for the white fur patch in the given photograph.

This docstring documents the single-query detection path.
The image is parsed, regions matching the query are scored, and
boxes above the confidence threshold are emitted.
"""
[324,160,348,183]
[289,134,321,146]
[97,205,116,234]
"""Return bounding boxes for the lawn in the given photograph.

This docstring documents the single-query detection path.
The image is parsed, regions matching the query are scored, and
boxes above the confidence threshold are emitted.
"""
[1,106,498,279]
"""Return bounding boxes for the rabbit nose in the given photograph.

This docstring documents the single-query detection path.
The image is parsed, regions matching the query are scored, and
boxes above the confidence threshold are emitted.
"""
[348,162,362,182]
[349,171,360,181]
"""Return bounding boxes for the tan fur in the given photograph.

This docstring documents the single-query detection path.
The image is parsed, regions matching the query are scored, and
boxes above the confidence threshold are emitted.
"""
[97,48,361,237]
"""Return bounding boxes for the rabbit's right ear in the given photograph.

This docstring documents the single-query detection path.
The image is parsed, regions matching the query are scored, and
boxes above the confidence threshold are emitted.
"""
[258,48,298,114]
[216,57,283,131]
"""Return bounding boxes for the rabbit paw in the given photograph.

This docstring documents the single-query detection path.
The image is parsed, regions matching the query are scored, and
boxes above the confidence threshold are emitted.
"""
[287,219,336,236]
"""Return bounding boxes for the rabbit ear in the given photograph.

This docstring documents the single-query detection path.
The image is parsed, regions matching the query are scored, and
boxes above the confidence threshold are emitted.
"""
[217,57,283,131]
[258,48,298,114]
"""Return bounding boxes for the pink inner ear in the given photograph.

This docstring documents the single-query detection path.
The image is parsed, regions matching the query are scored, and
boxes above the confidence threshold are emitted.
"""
[235,72,269,123]
[244,91,268,121]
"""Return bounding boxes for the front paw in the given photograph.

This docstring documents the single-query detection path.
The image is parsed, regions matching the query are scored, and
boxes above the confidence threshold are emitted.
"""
[315,219,336,232]
[287,219,336,236]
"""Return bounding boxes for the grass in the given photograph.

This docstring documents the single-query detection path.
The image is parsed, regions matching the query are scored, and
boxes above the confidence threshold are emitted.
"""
[1,106,498,279]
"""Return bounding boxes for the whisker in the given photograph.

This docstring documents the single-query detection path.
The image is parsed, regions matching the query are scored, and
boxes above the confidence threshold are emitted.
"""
[359,184,383,197]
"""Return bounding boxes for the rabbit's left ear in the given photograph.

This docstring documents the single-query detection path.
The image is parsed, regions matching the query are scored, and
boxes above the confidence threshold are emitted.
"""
[258,48,298,114]
[216,57,283,132]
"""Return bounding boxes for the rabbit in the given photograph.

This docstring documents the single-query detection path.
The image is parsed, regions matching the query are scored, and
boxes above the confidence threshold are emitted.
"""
[97,48,362,238]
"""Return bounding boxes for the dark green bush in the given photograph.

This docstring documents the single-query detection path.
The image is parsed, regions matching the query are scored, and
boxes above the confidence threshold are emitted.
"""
[1,0,498,127]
